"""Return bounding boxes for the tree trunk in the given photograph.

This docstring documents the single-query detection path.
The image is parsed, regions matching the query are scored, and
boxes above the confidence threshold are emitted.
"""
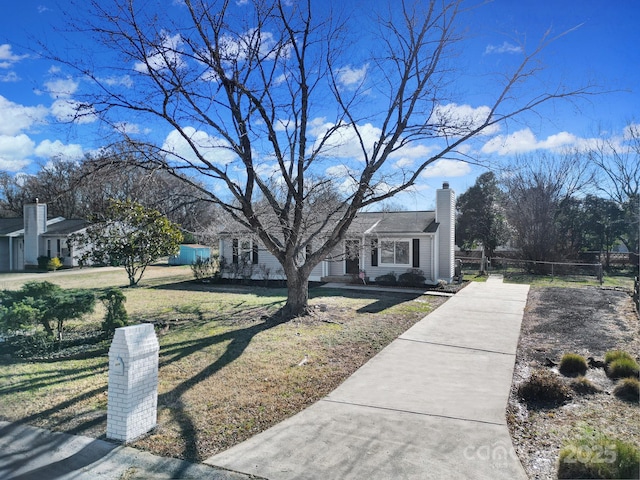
[281,267,310,319]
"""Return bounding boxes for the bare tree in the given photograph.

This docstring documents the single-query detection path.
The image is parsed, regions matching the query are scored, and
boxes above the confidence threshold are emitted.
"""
[589,123,640,255]
[501,152,593,262]
[53,0,594,316]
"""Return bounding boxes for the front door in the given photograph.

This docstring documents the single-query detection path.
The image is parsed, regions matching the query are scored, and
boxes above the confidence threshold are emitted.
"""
[345,239,360,274]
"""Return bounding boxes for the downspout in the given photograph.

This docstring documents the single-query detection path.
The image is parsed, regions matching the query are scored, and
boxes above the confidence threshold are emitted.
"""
[9,236,12,271]
[361,234,365,273]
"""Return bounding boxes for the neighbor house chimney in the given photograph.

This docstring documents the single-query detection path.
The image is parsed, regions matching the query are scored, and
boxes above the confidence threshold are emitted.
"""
[23,201,47,267]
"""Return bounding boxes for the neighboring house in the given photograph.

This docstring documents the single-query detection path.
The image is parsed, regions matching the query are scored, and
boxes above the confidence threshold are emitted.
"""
[0,201,89,271]
[219,183,456,285]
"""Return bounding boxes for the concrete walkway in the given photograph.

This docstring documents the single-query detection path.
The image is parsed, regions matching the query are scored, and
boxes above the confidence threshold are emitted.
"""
[206,276,530,480]
[0,266,246,480]
[0,421,255,480]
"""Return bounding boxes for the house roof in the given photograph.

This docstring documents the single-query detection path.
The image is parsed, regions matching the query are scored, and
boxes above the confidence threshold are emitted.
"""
[42,219,89,236]
[220,210,439,237]
[0,218,25,235]
[349,211,438,235]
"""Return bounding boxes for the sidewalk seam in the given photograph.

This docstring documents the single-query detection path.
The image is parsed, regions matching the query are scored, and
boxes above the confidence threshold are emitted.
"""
[396,337,516,356]
[320,398,506,427]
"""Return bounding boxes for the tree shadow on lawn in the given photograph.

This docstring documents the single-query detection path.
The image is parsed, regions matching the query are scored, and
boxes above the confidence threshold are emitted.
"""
[313,287,425,314]
[149,278,290,298]
[1,284,428,463]
[1,314,285,463]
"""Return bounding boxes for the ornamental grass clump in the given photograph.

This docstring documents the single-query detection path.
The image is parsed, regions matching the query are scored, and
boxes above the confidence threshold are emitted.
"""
[613,378,640,403]
[607,357,640,380]
[604,350,634,365]
[559,353,588,377]
[557,430,640,479]
[570,376,600,396]
[517,369,571,408]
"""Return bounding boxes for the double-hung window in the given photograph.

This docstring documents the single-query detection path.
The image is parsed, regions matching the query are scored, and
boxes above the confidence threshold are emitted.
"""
[238,239,252,263]
[232,238,258,264]
[380,239,410,266]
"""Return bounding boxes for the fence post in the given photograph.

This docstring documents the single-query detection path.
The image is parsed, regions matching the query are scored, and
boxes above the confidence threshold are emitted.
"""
[634,276,639,317]
[598,263,603,285]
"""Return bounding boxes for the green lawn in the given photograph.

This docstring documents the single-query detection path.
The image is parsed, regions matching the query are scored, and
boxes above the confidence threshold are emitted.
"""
[0,265,446,461]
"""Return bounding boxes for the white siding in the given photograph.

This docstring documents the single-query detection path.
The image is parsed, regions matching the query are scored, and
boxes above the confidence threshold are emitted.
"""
[220,237,285,281]
[363,235,436,284]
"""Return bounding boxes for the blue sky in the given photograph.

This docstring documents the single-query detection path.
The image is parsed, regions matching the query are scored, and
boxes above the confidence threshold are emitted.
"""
[0,0,638,209]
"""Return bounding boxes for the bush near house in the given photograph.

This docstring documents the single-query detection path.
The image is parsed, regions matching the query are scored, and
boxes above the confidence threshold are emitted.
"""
[375,272,397,286]
[191,254,221,281]
[47,257,63,271]
[398,269,426,287]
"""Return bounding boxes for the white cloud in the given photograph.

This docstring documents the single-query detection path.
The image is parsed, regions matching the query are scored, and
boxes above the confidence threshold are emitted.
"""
[481,128,582,155]
[623,123,640,140]
[34,139,84,160]
[389,143,440,167]
[0,134,35,171]
[51,99,97,124]
[421,159,471,178]
[336,64,368,89]
[0,71,19,82]
[99,75,134,88]
[45,77,79,99]
[484,41,523,55]
[113,121,150,135]
[325,164,354,178]
[0,44,27,68]
[0,96,49,136]
[430,103,500,137]
[393,157,414,169]
[310,120,382,161]
[134,33,186,73]
[162,126,237,165]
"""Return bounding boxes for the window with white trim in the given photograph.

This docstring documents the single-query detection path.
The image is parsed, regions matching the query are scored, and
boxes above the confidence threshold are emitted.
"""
[239,239,252,263]
[380,239,410,265]
[232,238,258,265]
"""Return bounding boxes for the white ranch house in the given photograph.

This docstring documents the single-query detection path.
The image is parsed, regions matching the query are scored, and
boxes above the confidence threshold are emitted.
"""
[0,201,89,271]
[219,183,456,285]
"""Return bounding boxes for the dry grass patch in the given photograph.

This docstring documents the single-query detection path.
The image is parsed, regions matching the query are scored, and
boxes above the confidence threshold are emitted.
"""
[0,268,446,462]
[508,286,640,479]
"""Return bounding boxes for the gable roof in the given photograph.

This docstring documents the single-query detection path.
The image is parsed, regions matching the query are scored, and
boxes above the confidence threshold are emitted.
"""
[220,210,439,237]
[0,218,26,236]
[349,211,438,235]
[42,219,89,236]
[0,217,89,237]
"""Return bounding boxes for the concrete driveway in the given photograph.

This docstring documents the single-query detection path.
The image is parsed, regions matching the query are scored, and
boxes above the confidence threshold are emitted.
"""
[206,277,530,480]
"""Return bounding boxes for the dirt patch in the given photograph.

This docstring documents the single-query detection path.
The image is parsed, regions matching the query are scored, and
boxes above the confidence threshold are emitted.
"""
[508,286,640,479]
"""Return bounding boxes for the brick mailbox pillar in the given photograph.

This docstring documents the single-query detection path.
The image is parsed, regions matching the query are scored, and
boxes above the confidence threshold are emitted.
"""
[107,323,159,442]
